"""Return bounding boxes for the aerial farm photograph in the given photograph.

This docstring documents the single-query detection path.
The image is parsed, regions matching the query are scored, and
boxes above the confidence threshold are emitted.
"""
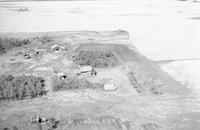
[0,0,200,129]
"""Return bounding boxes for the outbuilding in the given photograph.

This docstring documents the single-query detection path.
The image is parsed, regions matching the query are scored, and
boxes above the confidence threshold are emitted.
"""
[103,79,117,91]
[79,65,97,76]
[104,83,117,91]
[56,72,67,79]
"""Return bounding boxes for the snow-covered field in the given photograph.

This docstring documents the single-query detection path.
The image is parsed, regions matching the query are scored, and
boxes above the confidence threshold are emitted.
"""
[161,60,200,96]
[0,0,200,90]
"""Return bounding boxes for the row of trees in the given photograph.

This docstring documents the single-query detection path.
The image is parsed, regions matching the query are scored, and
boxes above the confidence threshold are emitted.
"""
[0,75,47,101]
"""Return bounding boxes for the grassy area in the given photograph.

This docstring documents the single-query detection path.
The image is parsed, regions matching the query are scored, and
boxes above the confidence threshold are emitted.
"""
[73,50,118,68]
[53,76,102,91]
[0,75,47,101]
[0,38,30,55]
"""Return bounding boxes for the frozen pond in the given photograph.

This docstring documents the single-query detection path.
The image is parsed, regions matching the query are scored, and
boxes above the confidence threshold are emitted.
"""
[0,0,200,60]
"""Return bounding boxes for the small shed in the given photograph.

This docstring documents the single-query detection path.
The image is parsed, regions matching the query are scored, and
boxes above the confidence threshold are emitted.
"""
[104,83,117,91]
[24,54,31,59]
[103,80,117,91]
[79,65,93,73]
[56,72,67,79]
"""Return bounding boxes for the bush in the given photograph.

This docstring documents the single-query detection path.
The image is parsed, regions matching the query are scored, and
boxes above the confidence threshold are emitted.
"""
[53,77,102,92]
[0,75,47,101]
[73,50,118,68]
[0,38,30,55]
